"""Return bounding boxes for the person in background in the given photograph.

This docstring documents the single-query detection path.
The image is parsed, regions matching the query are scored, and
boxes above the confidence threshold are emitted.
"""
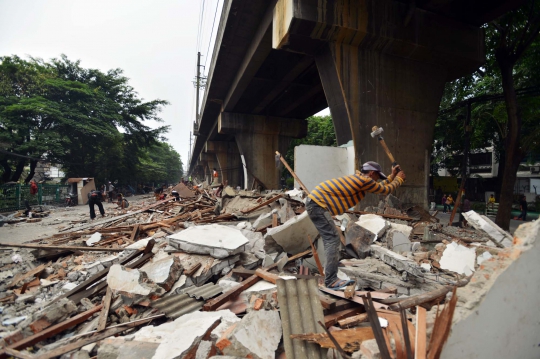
[488,194,496,210]
[171,190,180,201]
[460,195,471,227]
[307,161,405,289]
[30,180,38,196]
[117,193,129,209]
[154,184,166,201]
[107,182,115,203]
[442,194,448,213]
[446,194,454,211]
[515,194,528,221]
[88,189,105,220]
[212,168,219,184]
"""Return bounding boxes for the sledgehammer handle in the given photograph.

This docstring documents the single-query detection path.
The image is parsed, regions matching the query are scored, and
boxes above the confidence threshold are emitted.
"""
[378,138,398,166]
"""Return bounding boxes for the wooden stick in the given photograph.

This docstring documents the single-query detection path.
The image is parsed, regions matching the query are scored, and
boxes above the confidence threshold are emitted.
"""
[308,235,324,275]
[0,243,126,252]
[97,287,113,331]
[275,151,309,193]
[388,286,451,311]
[241,195,283,214]
[338,313,369,327]
[415,306,427,359]
[254,268,280,284]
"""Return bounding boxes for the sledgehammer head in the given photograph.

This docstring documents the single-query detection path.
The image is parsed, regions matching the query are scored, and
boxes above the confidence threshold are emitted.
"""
[371,126,384,138]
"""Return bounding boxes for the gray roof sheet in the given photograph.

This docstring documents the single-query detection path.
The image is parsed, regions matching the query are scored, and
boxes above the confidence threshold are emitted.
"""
[151,293,204,319]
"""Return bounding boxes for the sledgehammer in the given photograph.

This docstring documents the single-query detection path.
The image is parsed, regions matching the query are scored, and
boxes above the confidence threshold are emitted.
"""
[370,126,398,167]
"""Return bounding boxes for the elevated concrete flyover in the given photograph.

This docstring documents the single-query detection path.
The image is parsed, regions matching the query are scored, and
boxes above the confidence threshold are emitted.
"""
[189,0,523,205]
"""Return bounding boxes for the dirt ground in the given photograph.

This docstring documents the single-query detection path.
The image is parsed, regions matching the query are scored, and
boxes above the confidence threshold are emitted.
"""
[0,195,153,245]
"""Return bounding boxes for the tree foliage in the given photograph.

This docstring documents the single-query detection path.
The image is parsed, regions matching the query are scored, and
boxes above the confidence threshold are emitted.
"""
[285,115,337,166]
[433,0,540,228]
[0,55,182,185]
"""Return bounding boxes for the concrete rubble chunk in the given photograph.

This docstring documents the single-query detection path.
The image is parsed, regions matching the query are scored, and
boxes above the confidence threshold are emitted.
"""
[384,194,402,209]
[151,310,236,359]
[356,214,389,240]
[107,264,165,304]
[439,242,476,275]
[386,223,413,252]
[370,245,424,277]
[86,232,102,247]
[360,339,381,359]
[168,224,249,259]
[223,186,236,197]
[462,211,513,247]
[345,220,375,259]
[264,211,318,254]
[253,210,277,231]
[477,251,493,265]
[277,198,296,224]
[195,340,213,359]
[141,255,183,291]
[217,310,282,359]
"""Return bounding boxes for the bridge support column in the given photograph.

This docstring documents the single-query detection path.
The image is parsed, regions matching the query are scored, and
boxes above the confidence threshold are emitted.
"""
[219,113,307,189]
[273,0,484,207]
[205,141,242,187]
[200,153,219,184]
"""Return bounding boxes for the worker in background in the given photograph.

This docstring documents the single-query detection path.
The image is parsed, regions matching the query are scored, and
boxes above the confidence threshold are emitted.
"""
[117,193,129,209]
[212,168,219,185]
[88,189,105,220]
[107,181,115,203]
[307,161,405,290]
[446,194,454,211]
[460,195,471,227]
[154,184,166,200]
[171,190,180,201]
[488,194,496,210]
[515,194,528,221]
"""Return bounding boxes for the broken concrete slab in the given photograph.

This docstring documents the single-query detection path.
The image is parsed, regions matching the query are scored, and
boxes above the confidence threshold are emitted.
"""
[240,280,277,302]
[253,210,278,231]
[370,245,425,278]
[151,310,236,359]
[264,211,318,254]
[223,186,236,198]
[168,224,249,259]
[140,255,183,291]
[462,211,513,247]
[107,264,165,304]
[277,198,296,224]
[386,229,412,252]
[345,220,375,259]
[356,214,389,240]
[86,232,102,247]
[439,242,476,275]
[217,310,282,359]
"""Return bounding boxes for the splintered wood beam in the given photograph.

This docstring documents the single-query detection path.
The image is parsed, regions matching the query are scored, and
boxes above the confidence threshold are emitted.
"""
[203,275,261,311]
[241,194,283,214]
[338,313,369,327]
[415,306,427,359]
[97,287,113,331]
[324,307,363,327]
[291,327,375,352]
[254,268,280,284]
[388,286,451,311]
[0,243,126,252]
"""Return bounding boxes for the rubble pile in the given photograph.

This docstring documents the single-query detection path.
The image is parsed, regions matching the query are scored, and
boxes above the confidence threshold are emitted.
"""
[0,187,536,359]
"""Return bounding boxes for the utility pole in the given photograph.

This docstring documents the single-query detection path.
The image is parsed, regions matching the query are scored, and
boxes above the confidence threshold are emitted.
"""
[196,51,201,124]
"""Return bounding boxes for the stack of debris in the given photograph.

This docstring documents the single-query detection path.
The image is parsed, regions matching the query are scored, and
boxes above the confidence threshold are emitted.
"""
[0,187,537,359]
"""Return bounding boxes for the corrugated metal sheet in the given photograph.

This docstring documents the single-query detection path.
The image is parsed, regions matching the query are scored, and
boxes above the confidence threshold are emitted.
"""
[277,278,327,359]
[182,282,223,300]
[151,293,203,319]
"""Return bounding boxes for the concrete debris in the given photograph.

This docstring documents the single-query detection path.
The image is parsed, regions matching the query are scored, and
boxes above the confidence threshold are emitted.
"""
[217,310,282,359]
[107,264,165,304]
[345,220,375,259]
[439,242,476,275]
[386,223,412,252]
[253,209,278,231]
[264,211,318,254]
[86,232,102,246]
[140,255,183,291]
[463,211,513,247]
[356,214,389,240]
[168,224,249,259]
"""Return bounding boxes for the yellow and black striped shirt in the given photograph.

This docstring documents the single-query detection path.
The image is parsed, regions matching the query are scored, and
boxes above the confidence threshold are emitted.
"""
[308,173,404,215]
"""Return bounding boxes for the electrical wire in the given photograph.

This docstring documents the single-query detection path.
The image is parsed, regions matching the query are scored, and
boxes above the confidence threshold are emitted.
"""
[204,0,220,71]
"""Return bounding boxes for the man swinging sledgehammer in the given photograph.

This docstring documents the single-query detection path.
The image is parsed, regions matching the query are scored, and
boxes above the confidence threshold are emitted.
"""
[306,161,405,289]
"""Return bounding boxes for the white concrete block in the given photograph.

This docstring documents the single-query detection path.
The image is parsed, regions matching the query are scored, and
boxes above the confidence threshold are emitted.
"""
[463,211,513,247]
[264,211,318,254]
[356,214,389,240]
[168,224,249,259]
[86,232,102,246]
[140,255,182,291]
[439,242,476,275]
[107,264,164,303]
[477,251,492,265]
[219,310,282,359]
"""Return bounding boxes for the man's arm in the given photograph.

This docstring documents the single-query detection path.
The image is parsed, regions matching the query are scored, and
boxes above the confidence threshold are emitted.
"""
[363,172,405,195]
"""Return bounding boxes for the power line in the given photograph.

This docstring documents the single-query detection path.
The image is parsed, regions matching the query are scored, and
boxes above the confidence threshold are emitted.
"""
[204,0,220,71]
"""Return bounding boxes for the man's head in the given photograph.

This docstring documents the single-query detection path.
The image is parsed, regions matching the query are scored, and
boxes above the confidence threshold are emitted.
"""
[360,161,387,181]
[490,194,494,198]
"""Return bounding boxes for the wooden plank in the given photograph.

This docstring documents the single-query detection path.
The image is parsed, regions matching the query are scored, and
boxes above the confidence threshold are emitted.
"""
[241,194,283,214]
[203,275,261,311]
[231,268,256,278]
[254,268,280,284]
[8,264,45,288]
[1,243,125,252]
[308,235,324,275]
[97,287,113,331]
[129,224,140,242]
[272,213,278,227]
[184,262,202,276]
[324,307,363,327]
[338,313,369,327]
[1,305,102,356]
[388,286,450,311]
[290,327,375,352]
[415,306,427,359]
[2,348,35,359]
[319,287,389,310]
[427,288,457,359]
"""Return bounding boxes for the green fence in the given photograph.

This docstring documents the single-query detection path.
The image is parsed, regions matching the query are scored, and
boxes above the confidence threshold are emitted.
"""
[0,184,71,212]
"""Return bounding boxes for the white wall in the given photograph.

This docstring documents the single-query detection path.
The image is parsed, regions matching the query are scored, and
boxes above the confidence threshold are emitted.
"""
[441,220,540,359]
[294,145,354,192]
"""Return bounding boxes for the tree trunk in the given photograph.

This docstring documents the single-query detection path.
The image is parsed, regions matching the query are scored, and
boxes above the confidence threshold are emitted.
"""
[0,159,12,183]
[24,160,38,184]
[10,159,26,183]
[494,58,525,230]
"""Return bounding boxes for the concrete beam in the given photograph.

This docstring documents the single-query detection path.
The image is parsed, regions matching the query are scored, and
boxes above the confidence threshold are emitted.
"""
[219,112,307,138]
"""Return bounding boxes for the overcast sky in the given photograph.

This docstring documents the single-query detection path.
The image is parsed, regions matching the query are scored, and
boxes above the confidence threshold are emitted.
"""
[0,0,225,171]
[0,0,329,171]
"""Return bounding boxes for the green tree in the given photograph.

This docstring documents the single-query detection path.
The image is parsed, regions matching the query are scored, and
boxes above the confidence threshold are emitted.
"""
[433,0,540,229]
[137,142,183,185]
[285,115,337,165]
[0,55,170,185]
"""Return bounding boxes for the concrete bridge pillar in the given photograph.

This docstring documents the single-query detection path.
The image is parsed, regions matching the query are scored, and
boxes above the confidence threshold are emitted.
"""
[273,0,484,208]
[219,112,307,189]
[205,141,242,187]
